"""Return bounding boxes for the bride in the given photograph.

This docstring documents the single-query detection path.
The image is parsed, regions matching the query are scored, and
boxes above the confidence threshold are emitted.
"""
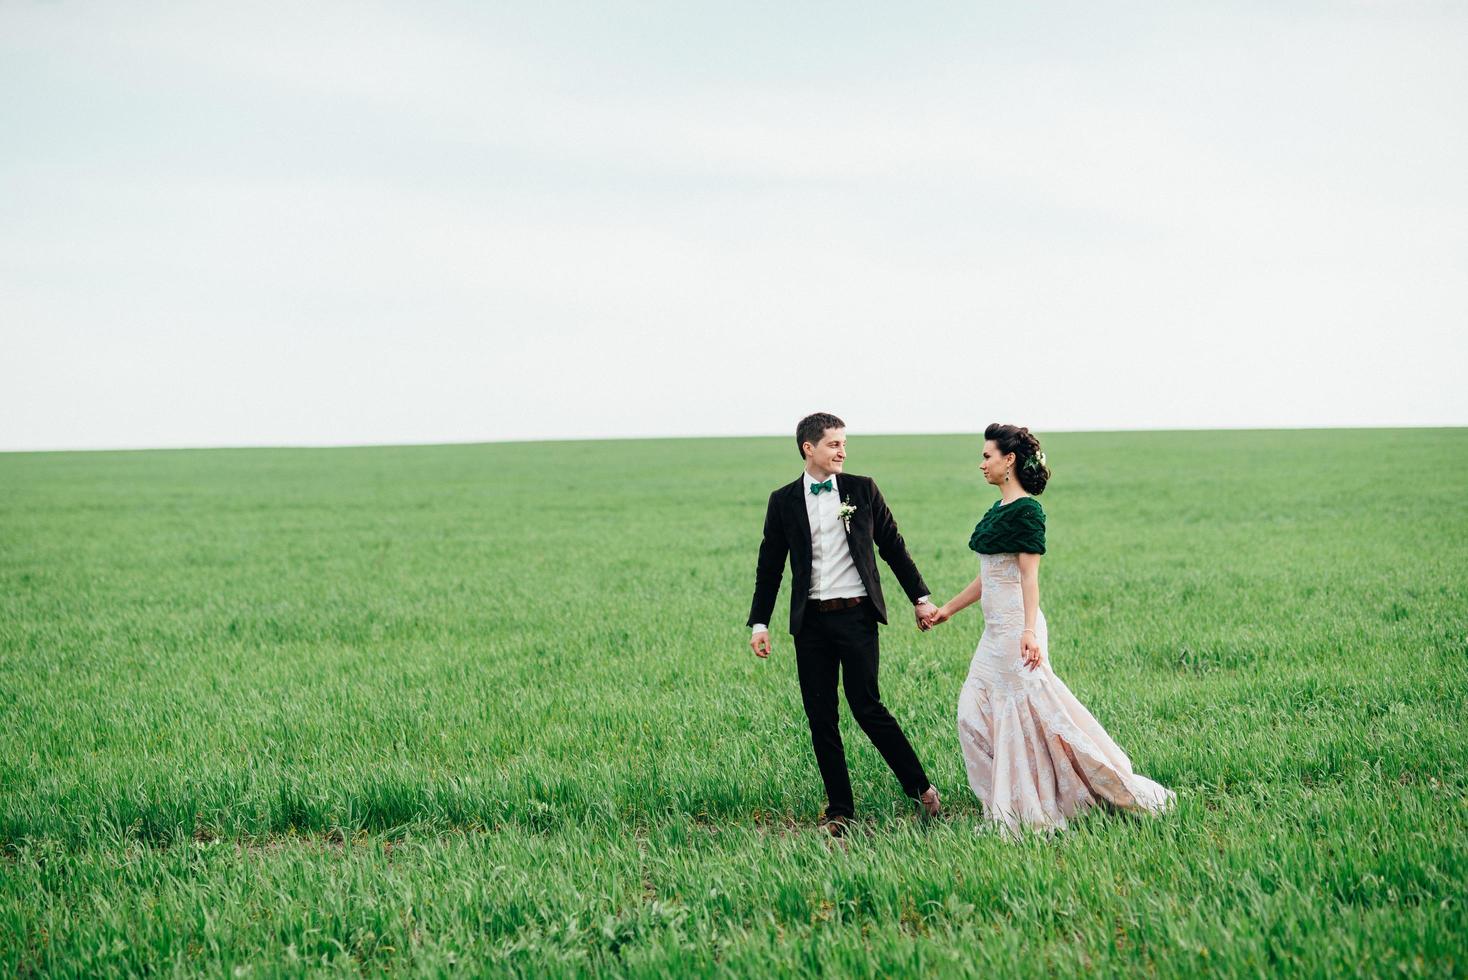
[924,424,1175,834]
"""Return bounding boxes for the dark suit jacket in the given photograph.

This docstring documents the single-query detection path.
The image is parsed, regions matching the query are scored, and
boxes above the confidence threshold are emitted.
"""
[747,472,930,636]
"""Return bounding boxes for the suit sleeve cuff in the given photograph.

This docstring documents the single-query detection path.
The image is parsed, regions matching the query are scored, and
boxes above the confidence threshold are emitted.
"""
[914,596,930,606]
[751,624,768,634]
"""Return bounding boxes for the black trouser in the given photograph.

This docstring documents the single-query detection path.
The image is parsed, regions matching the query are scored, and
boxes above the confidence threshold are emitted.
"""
[793,599,931,819]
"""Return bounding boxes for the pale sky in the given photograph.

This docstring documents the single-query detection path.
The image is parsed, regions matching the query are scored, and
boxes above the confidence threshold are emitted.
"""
[3,1,1465,451]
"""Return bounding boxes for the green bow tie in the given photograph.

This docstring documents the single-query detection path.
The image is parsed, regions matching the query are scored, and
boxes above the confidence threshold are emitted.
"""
[809,479,834,496]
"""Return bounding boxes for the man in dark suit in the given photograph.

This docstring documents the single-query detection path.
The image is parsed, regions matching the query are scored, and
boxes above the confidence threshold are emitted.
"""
[748,412,941,836]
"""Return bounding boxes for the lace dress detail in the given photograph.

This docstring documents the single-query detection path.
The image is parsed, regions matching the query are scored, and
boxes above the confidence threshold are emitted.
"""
[956,552,1175,834]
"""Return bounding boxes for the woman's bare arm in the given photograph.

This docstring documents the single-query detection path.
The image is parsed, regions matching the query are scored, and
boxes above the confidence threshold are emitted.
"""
[1018,552,1042,668]
[931,572,983,626]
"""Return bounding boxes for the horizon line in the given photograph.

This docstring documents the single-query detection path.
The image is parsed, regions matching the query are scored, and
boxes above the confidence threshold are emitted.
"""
[2,421,1464,456]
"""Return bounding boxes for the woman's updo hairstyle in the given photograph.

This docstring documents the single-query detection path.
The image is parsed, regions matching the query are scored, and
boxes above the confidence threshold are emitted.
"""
[985,423,1050,495]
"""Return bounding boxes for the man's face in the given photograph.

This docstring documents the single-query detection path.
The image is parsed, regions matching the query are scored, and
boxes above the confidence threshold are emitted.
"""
[803,427,847,477]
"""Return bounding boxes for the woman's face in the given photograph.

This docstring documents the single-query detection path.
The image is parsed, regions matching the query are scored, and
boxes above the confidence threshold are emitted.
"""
[979,439,1014,487]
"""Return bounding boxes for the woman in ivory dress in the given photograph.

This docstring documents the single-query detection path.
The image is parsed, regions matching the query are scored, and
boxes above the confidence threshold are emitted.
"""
[923,424,1175,834]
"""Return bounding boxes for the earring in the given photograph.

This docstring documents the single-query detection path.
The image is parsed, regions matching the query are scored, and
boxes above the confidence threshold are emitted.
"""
[1005,468,1011,483]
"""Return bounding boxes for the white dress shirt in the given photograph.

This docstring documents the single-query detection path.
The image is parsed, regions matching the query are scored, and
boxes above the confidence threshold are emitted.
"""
[751,469,928,634]
[803,470,867,602]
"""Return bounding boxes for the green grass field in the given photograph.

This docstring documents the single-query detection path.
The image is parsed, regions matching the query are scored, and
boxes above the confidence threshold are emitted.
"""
[2,428,1465,977]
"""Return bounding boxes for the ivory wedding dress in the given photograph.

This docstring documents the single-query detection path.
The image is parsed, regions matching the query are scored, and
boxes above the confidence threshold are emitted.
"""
[956,498,1174,834]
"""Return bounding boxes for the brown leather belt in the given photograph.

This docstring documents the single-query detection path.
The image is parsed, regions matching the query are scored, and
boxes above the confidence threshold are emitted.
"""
[810,596,865,613]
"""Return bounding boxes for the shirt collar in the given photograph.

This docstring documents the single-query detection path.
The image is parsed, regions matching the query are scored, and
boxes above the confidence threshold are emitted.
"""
[803,469,837,491]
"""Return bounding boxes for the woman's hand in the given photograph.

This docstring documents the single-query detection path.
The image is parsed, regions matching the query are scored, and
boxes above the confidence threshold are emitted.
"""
[1020,630,1042,670]
[923,605,952,630]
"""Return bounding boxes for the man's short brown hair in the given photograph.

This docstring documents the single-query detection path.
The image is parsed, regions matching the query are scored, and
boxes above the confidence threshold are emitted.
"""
[796,412,846,459]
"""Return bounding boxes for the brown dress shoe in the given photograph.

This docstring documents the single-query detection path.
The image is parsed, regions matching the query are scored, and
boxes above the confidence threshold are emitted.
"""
[918,786,941,818]
[821,814,851,838]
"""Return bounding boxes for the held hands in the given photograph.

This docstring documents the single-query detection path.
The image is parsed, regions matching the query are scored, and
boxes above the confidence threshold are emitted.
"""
[750,630,772,659]
[916,601,951,631]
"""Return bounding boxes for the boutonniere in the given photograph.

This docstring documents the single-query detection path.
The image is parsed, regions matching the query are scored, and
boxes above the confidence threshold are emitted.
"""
[837,495,857,532]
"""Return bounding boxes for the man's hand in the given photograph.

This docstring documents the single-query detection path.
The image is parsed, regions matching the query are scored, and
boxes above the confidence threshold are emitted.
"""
[926,606,952,628]
[750,631,772,658]
[915,601,939,631]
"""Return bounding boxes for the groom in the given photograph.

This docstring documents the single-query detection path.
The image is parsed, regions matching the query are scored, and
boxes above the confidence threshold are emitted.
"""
[747,412,941,836]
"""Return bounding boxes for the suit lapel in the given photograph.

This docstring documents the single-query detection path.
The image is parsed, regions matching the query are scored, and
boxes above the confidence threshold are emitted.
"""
[830,473,850,545]
[841,476,877,595]
[836,474,864,543]
[786,478,812,556]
